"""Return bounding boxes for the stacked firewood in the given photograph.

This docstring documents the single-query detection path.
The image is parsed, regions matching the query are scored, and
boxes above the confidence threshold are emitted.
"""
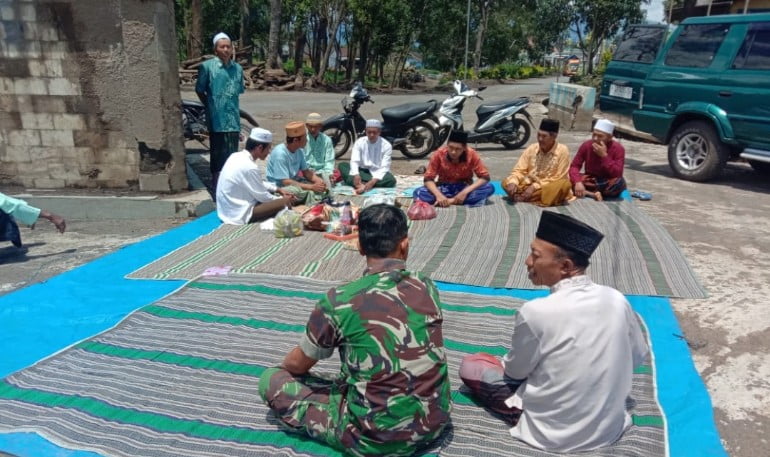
[179,47,313,91]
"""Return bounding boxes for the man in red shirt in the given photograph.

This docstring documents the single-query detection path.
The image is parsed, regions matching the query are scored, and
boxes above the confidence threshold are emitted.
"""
[569,119,627,201]
[412,130,495,207]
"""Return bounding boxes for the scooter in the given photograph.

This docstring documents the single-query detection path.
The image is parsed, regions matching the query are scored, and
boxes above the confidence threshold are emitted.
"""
[182,99,259,148]
[436,80,533,150]
[322,82,439,159]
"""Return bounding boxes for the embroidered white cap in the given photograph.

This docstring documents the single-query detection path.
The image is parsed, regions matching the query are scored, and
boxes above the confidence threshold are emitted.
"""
[249,127,272,143]
[365,119,382,129]
[594,119,615,135]
[212,32,231,46]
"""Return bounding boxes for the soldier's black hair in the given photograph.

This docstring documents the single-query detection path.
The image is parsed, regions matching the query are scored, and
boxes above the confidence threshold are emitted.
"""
[358,204,408,258]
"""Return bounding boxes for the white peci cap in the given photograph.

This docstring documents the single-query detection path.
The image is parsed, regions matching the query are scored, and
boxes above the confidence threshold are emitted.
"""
[249,127,272,143]
[365,119,382,129]
[212,32,231,46]
[594,119,615,135]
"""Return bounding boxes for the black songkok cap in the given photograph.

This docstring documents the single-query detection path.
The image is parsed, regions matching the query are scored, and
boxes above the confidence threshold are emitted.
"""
[448,129,468,144]
[536,211,604,258]
[539,118,560,134]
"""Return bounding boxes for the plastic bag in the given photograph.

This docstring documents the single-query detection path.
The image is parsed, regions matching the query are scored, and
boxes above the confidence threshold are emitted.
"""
[362,194,396,208]
[274,207,303,238]
[407,200,436,220]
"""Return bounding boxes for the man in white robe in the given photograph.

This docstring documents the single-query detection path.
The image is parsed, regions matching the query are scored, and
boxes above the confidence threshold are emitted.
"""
[459,211,649,452]
[338,119,397,194]
[216,127,296,225]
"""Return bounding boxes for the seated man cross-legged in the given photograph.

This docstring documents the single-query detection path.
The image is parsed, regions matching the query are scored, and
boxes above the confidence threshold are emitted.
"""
[338,119,397,194]
[569,119,627,200]
[412,130,495,207]
[459,211,648,452]
[502,119,573,206]
[266,121,329,205]
[260,204,452,456]
[216,127,297,224]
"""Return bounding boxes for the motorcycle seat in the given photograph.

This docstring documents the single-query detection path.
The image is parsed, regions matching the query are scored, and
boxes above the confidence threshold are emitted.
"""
[381,100,438,125]
[476,97,529,116]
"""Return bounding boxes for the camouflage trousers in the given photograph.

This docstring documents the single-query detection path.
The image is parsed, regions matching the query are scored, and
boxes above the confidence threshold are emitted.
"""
[259,367,437,456]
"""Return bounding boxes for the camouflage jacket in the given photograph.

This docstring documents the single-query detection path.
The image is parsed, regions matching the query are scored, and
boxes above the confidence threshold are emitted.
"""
[300,258,452,453]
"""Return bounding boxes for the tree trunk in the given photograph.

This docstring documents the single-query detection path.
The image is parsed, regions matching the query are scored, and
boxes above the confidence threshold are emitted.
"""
[189,0,203,59]
[267,0,283,69]
[473,0,492,73]
[294,21,307,76]
[357,32,370,83]
[316,2,346,84]
[239,0,251,48]
[345,41,355,81]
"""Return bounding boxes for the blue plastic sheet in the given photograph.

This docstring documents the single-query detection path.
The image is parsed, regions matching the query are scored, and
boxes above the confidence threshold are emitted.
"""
[0,205,725,456]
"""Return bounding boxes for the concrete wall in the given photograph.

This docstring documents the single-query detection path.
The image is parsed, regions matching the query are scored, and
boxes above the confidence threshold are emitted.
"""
[548,82,596,132]
[0,0,187,192]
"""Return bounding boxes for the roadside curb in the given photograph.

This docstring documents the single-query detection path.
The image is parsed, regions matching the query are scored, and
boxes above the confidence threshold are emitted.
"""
[12,190,215,221]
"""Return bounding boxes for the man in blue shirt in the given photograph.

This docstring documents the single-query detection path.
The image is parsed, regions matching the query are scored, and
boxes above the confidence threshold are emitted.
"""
[195,32,244,191]
[266,122,328,205]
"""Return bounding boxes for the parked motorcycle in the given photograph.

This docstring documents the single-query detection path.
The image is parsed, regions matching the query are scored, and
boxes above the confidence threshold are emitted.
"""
[182,99,259,148]
[322,83,439,159]
[436,80,533,150]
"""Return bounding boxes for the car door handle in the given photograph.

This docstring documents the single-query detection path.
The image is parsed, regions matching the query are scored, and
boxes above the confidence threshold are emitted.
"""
[719,91,732,97]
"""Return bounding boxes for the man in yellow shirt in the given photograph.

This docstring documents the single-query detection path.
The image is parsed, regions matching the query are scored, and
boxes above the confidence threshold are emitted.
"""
[502,119,573,206]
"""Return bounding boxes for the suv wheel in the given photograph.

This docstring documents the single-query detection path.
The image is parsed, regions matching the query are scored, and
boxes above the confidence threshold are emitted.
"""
[667,120,728,182]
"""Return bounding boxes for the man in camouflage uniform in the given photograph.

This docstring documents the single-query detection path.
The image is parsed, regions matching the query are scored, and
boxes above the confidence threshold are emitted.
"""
[259,204,452,456]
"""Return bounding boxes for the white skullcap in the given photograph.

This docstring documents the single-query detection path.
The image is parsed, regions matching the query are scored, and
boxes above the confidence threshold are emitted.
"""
[365,119,382,129]
[249,127,272,143]
[594,119,615,135]
[212,32,231,46]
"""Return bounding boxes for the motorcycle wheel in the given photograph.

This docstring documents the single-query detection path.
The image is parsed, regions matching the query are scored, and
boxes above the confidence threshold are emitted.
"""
[400,120,437,159]
[322,126,352,158]
[500,118,530,150]
[435,125,452,148]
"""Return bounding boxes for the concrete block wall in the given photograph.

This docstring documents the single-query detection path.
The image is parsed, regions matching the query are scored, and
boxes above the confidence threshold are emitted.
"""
[0,0,187,192]
[547,83,596,132]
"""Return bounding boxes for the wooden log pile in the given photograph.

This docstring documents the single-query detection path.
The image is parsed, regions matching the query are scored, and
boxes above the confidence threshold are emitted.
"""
[178,47,315,91]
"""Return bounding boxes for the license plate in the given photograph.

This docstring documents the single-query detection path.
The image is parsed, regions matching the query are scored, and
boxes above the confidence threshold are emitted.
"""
[609,84,633,99]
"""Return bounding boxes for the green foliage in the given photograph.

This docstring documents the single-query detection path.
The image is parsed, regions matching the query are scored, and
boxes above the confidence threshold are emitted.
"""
[456,66,477,80]
[596,49,614,75]
[283,59,314,77]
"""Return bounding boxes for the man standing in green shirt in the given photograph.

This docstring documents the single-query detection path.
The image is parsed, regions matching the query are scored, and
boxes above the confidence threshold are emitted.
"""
[303,112,336,189]
[195,32,244,191]
[260,204,452,456]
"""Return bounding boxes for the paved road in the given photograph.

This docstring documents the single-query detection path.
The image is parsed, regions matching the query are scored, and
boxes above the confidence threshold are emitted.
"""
[4,77,770,456]
[183,77,557,138]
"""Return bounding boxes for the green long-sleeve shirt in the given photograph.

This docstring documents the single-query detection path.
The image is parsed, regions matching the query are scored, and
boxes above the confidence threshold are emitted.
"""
[304,132,336,175]
[0,193,40,226]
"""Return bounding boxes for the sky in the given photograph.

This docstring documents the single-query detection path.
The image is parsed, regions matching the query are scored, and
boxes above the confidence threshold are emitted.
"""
[644,0,666,23]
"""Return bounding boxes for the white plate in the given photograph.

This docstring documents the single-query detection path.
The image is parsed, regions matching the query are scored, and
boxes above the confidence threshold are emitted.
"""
[609,84,633,99]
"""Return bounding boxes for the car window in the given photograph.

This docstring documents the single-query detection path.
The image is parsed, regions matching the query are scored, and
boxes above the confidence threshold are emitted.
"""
[612,26,666,63]
[732,22,770,70]
[664,24,730,68]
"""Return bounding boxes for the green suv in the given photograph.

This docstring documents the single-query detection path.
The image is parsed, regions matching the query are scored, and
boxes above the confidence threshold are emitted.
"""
[600,13,770,181]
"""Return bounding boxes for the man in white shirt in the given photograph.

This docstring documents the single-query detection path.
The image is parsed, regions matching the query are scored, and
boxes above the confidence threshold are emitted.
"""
[216,127,296,225]
[459,211,649,453]
[338,119,397,194]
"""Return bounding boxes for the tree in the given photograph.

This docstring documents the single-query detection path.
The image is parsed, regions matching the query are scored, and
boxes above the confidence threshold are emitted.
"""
[190,0,203,58]
[472,0,492,72]
[267,0,283,68]
[314,0,347,83]
[571,0,648,74]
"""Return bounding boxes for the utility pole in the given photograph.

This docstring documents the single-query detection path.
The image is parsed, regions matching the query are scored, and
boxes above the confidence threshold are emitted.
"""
[464,0,471,77]
[744,0,751,14]
[707,0,713,16]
